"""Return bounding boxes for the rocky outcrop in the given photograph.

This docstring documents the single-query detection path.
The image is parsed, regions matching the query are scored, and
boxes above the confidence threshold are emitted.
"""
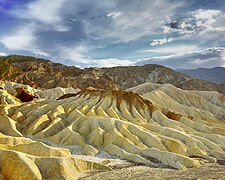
[14,88,35,102]
[165,111,182,121]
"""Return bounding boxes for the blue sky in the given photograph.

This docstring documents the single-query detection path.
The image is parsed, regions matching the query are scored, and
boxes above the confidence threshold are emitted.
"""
[0,0,225,69]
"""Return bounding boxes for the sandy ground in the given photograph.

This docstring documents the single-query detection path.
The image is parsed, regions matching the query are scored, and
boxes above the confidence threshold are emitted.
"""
[79,163,225,180]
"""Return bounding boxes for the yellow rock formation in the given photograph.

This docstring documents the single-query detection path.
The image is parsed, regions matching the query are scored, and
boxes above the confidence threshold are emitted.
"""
[0,82,225,179]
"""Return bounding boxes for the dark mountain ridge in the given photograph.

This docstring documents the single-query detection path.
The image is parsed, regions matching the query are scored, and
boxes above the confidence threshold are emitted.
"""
[0,55,224,93]
[177,67,225,83]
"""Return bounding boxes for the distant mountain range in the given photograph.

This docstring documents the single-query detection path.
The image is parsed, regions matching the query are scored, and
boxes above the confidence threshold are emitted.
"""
[177,67,225,84]
[0,55,225,93]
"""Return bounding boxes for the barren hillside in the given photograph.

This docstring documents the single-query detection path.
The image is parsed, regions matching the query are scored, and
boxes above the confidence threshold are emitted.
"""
[0,55,224,93]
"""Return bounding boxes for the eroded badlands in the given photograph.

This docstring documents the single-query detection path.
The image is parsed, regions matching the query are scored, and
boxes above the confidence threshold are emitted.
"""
[0,82,225,179]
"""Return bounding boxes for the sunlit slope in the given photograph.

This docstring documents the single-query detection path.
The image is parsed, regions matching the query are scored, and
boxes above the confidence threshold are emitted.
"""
[1,87,225,171]
[0,90,110,180]
[128,83,225,120]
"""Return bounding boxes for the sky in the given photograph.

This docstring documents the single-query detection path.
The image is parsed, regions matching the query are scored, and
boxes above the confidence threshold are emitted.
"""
[0,0,225,69]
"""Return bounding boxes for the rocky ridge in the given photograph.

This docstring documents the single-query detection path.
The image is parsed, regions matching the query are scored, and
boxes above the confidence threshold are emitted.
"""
[0,55,225,93]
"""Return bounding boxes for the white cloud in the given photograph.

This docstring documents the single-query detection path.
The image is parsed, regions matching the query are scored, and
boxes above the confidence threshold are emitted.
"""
[91,58,134,67]
[0,0,70,55]
[11,0,68,31]
[0,23,51,58]
[162,25,171,33]
[33,50,50,58]
[59,44,91,63]
[190,58,214,65]
[0,24,36,51]
[136,47,225,69]
[59,44,134,67]
[220,50,225,67]
[0,53,7,56]
[191,9,225,35]
[150,37,174,46]
[106,12,122,19]
[84,0,184,42]
[139,44,198,54]
[163,9,225,37]
[70,18,77,22]
[192,9,221,20]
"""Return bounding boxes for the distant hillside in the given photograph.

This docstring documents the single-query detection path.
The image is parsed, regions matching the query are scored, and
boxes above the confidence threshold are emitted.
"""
[0,55,225,93]
[177,67,225,83]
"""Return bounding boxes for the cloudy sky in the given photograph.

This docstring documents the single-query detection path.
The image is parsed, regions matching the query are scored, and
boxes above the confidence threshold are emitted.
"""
[0,0,225,69]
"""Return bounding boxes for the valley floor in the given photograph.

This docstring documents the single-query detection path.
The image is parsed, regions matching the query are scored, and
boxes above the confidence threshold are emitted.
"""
[80,163,225,180]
